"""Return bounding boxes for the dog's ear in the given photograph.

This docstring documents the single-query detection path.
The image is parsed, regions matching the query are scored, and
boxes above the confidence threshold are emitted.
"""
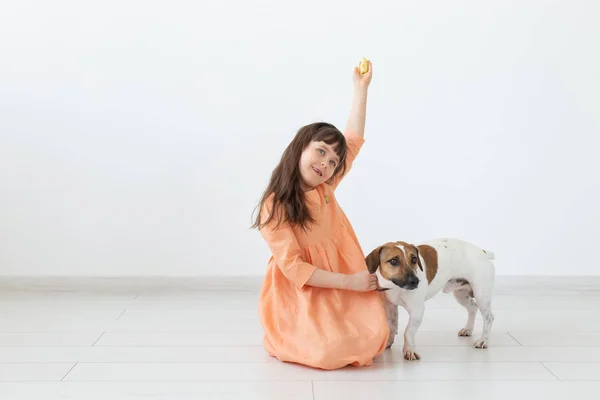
[413,245,424,272]
[365,246,382,273]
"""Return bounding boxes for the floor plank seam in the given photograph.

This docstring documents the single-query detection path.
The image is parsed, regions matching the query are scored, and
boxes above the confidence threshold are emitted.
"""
[92,332,105,347]
[30,378,572,383]
[540,362,561,380]
[507,332,523,346]
[60,362,78,382]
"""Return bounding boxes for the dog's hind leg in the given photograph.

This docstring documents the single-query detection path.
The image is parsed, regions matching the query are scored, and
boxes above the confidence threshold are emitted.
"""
[473,296,494,348]
[453,286,478,337]
[470,267,495,349]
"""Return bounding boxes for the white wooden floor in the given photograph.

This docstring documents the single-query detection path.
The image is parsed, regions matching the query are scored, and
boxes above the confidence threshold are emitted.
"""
[1,279,600,399]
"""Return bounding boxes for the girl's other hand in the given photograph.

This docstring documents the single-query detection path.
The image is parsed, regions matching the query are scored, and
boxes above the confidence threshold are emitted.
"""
[353,60,372,89]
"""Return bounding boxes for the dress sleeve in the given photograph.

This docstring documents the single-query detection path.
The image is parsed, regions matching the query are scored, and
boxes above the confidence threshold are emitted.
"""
[259,201,317,289]
[330,131,366,190]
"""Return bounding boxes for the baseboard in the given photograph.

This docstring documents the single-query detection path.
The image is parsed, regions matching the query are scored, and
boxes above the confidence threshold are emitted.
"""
[0,275,263,294]
[0,275,599,294]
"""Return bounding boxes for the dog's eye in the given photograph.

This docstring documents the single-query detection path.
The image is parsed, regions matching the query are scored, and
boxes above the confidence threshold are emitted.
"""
[389,258,399,266]
[411,256,417,263]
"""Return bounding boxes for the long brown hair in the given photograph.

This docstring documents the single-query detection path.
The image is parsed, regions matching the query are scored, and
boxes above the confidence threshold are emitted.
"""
[251,122,348,231]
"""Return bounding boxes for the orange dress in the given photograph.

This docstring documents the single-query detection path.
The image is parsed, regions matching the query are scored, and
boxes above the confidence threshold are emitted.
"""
[257,133,390,370]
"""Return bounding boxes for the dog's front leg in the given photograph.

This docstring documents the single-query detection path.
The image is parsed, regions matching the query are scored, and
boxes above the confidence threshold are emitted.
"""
[403,304,424,361]
[381,295,398,349]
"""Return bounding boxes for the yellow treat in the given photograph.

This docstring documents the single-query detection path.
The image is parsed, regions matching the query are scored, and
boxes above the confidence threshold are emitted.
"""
[359,57,369,74]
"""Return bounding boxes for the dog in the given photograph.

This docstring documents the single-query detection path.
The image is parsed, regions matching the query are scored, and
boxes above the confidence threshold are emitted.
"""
[365,238,496,361]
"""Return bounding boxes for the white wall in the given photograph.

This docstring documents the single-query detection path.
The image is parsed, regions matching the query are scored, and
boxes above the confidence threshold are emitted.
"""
[1,0,598,276]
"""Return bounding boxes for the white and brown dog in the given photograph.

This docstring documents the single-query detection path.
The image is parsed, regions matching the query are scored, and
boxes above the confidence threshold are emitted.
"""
[366,238,496,361]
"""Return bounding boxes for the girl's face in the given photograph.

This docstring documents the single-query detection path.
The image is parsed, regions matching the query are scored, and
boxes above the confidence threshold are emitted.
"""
[299,141,340,190]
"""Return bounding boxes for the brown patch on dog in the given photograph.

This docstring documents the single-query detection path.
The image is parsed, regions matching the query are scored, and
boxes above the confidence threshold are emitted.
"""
[365,242,418,282]
[365,245,384,274]
[417,244,438,283]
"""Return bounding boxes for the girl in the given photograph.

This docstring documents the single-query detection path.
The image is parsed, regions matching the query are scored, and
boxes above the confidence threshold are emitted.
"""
[251,60,389,370]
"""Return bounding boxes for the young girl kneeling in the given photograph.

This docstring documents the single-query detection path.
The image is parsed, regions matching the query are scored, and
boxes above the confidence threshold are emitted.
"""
[252,60,389,370]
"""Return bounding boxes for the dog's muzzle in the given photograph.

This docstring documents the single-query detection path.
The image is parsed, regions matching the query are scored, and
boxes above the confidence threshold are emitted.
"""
[392,274,420,290]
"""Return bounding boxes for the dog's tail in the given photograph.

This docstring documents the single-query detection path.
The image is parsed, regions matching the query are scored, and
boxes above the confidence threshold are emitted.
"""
[483,249,495,260]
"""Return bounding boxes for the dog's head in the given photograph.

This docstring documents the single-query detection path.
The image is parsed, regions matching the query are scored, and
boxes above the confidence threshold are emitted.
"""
[365,241,423,291]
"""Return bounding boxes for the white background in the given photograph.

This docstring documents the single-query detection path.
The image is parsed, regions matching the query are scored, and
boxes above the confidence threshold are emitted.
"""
[1,0,598,277]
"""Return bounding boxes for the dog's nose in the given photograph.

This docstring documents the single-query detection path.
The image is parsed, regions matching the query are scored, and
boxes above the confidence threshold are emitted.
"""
[407,275,419,287]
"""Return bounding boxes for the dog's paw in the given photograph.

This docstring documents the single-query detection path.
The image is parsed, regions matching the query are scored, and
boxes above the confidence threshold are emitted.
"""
[458,328,473,337]
[403,347,421,361]
[473,339,488,349]
[385,332,396,349]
